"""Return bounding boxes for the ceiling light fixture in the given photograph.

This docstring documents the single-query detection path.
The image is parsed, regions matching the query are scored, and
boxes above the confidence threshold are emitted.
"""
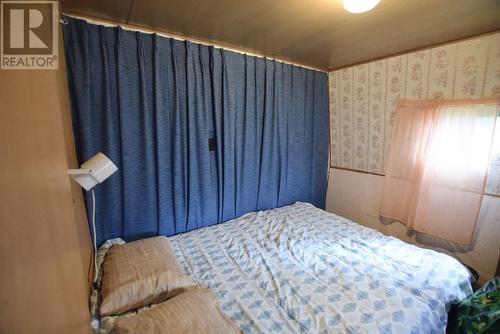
[343,0,381,13]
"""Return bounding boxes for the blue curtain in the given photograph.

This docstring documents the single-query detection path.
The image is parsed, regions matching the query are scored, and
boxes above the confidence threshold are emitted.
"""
[63,17,329,244]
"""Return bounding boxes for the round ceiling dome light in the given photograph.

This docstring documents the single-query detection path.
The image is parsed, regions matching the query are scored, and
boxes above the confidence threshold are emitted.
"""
[343,0,381,13]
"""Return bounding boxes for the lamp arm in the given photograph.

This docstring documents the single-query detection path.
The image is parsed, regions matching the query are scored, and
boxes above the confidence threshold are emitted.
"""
[68,168,93,175]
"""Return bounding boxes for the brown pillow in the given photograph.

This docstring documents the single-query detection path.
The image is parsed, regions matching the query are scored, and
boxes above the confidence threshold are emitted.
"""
[114,288,242,334]
[100,236,194,316]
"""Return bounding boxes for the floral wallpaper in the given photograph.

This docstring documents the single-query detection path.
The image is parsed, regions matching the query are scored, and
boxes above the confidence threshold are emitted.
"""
[329,31,500,194]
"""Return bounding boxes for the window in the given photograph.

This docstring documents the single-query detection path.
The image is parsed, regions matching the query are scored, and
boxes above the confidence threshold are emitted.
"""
[380,101,499,244]
[486,115,500,195]
[490,115,500,163]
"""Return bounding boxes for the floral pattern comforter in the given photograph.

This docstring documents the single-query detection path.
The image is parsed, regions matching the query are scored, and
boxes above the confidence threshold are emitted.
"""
[169,202,473,334]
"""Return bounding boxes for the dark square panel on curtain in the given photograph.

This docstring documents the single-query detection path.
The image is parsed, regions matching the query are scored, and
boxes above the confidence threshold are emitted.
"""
[63,16,329,245]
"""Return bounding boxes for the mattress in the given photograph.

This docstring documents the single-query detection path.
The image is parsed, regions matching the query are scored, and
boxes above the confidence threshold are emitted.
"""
[169,202,472,334]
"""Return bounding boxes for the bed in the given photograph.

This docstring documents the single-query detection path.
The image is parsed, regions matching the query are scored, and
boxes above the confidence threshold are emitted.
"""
[166,202,472,334]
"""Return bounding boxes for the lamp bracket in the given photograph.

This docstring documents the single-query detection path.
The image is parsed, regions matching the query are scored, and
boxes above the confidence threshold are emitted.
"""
[68,168,93,175]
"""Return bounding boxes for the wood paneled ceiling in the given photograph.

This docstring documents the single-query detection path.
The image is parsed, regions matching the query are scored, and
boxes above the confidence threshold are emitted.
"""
[61,0,500,71]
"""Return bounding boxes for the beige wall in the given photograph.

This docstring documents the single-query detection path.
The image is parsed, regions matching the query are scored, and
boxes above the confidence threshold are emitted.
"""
[0,16,92,334]
[327,32,500,284]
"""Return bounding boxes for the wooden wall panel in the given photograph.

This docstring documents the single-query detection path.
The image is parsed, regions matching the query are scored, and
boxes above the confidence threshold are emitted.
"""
[0,18,92,334]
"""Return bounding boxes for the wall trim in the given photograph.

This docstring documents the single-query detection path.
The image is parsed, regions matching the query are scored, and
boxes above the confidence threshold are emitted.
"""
[330,166,384,177]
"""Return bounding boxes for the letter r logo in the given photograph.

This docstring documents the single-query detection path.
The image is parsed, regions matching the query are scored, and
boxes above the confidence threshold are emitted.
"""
[2,2,54,55]
[10,8,48,49]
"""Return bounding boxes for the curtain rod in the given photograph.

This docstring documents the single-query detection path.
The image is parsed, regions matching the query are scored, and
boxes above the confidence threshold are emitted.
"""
[61,13,326,73]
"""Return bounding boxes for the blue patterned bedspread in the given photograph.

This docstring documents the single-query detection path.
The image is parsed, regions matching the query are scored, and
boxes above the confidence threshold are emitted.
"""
[169,202,472,334]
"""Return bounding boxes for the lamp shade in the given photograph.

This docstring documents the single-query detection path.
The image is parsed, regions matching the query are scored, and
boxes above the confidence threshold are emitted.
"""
[68,152,118,191]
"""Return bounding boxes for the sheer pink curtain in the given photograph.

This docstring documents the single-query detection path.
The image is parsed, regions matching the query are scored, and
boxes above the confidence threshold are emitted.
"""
[380,99,499,245]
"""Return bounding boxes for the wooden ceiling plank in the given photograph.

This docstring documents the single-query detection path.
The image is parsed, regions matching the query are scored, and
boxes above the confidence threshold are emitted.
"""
[61,0,500,71]
[61,0,133,24]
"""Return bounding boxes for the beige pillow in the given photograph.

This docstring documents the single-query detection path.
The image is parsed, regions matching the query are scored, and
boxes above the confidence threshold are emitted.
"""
[100,236,194,316]
[114,288,242,334]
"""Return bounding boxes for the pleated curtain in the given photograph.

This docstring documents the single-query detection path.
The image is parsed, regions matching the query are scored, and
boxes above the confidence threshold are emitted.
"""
[63,17,329,244]
[380,100,499,244]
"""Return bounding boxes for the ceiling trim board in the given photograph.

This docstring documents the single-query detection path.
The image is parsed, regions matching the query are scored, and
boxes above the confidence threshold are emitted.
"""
[62,11,326,73]
[327,28,500,72]
[126,0,134,24]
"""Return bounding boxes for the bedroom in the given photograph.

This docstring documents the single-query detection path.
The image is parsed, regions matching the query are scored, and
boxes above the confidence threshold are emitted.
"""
[1,0,499,333]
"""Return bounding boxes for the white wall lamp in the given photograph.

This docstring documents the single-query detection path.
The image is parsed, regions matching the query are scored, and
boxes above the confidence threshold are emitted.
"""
[68,152,118,191]
[69,152,117,284]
